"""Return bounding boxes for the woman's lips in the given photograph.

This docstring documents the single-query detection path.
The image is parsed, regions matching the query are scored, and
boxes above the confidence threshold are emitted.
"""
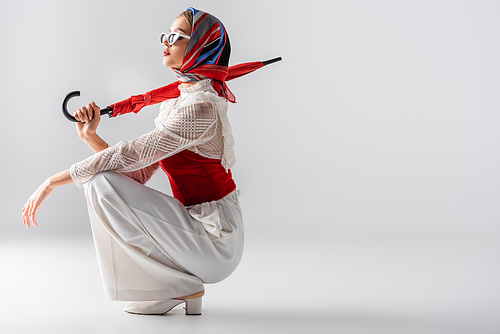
[163,50,170,56]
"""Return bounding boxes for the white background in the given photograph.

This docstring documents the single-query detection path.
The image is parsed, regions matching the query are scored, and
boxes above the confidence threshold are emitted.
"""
[1,0,499,333]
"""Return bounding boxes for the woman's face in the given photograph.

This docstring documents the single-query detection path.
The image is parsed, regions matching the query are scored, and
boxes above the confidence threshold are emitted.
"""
[162,16,191,69]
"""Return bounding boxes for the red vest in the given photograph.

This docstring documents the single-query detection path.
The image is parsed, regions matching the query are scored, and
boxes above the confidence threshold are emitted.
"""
[159,150,236,206]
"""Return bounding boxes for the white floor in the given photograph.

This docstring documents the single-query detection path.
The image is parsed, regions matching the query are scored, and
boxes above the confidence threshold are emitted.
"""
[1,232,499,334]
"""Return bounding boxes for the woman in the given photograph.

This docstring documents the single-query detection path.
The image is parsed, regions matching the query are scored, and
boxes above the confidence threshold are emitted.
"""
[22,8,245,316]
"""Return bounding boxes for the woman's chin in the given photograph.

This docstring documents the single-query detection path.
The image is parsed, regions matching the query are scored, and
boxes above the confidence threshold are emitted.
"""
[163,60,181,69]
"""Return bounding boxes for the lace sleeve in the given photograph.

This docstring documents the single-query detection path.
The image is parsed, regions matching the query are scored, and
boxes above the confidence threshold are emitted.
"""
[118,162,160,185]
[70,101,218,188]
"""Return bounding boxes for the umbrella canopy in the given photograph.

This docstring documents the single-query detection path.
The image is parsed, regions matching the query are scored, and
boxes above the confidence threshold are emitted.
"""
[109,57,281,117]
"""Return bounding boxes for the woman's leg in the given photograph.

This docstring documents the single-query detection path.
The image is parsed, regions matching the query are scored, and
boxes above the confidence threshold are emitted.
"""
[84,172,206,301]
[83,171,244,301]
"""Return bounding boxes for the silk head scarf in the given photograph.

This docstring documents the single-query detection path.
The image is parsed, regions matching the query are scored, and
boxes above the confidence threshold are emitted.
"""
[109,7,281,117]
[174,7,235,102]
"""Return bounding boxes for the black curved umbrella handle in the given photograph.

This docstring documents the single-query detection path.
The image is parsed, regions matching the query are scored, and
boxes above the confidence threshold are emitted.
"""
[62,91,113,122]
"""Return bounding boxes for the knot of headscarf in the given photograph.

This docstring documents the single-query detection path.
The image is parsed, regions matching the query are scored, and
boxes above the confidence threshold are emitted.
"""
[173,7,235,103]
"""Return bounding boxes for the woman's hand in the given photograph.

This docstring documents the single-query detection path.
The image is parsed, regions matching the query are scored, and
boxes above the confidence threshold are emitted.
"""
[22,170,74,229]
[22,181,53,229]
[74,102,109,153]
[75,101,101,140]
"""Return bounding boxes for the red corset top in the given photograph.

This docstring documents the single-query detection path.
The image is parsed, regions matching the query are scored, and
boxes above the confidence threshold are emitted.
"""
[158,150,236,206]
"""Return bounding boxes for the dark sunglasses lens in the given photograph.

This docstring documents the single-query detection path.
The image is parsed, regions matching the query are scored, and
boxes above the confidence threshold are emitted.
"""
[160,33,182,45]
[167,33,177,45]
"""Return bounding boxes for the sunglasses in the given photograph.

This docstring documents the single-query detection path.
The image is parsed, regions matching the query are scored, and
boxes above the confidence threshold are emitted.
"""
[160,32,191,46]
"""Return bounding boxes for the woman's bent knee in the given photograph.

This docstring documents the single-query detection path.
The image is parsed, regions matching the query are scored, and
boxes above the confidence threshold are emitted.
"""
[83,171,121,196]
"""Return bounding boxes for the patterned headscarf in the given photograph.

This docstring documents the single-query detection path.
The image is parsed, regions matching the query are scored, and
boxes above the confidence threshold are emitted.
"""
[108,8,281,117]
[173,7,235,102]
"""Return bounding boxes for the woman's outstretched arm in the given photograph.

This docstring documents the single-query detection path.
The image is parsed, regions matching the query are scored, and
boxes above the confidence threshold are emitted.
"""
[70,99,219,187]
[22,169,73,229]
[21,102,104,229]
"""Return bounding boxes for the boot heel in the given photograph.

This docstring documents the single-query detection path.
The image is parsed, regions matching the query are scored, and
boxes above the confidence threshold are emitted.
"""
[185,297,202,315]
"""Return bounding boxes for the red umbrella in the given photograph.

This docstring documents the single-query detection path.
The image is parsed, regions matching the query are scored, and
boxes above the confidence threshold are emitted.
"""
[62,57,281,122]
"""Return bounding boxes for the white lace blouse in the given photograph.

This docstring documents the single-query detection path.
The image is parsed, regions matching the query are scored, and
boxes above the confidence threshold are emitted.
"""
[70,79,236,188]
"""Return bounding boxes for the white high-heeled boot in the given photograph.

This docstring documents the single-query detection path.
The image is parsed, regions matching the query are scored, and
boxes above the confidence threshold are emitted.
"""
[124,297,203,315]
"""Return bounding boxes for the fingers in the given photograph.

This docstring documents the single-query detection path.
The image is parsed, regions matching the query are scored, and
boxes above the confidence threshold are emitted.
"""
[74,106,89,123]
[22,200,39,229]
[74,102,99,123]
[22,202,32,229]
[22,203,30,228]
[87,103,94,121]
[91,101,100,113]
[28,202,37,229]
[91,102,101,122]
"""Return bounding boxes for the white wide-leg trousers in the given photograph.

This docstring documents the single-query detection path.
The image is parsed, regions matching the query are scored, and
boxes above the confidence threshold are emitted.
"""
[83,171,244,301]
